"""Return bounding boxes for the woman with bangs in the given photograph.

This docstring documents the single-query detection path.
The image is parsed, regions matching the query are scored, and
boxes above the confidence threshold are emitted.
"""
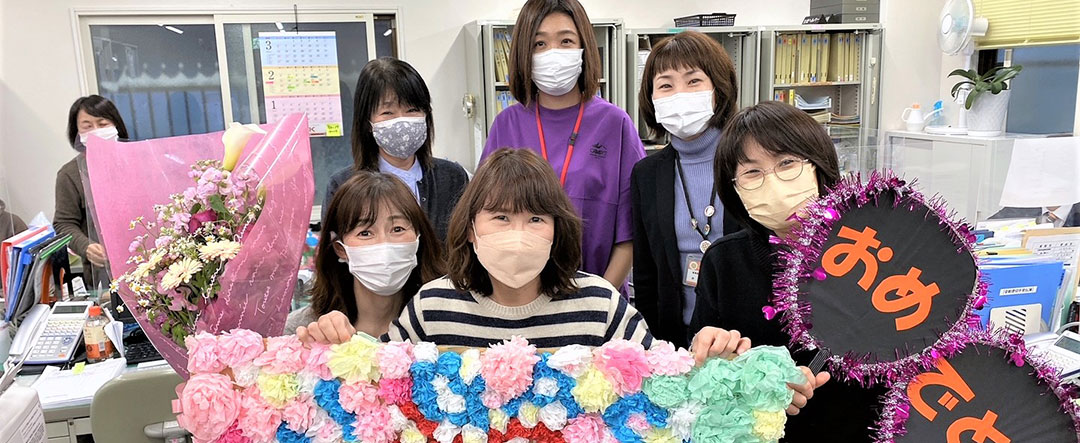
[323,57,468,241]
[481,0,645,294]
[286,171,444,342]
[630,31,742,350]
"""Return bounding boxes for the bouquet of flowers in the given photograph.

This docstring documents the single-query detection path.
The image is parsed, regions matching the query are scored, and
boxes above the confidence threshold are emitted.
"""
[114,130,265,346]
[85,114,314,376]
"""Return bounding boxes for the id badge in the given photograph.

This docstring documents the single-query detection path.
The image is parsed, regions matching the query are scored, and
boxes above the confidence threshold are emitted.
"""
[683,253,703,287]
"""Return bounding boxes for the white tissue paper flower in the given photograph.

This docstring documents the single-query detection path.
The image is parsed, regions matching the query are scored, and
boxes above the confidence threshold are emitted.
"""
[548,344,593,378]
[433,420,462,443]
[414,342,439,363]
[539,401,569,430]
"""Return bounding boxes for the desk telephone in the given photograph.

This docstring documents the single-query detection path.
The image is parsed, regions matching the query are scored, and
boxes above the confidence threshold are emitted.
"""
[11,301,94,366]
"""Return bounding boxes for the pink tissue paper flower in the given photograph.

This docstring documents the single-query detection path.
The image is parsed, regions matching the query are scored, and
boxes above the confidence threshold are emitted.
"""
[177,373,240,441]
[217,329,265,368]
[237,387,281,443]
[376,341,415,379]
[562,414,618,443]
[480,336,539,408]
[186,332,225,374]
[645,341,694,376]
[253,335,306,374]
[338,381,381,414]
[626,413,651,436]
[377,377,413,405]
[594,340,651,396]
[303,342,334,380]
[281,395,319,433]
[212,422,250,443]
[354,406,397,443]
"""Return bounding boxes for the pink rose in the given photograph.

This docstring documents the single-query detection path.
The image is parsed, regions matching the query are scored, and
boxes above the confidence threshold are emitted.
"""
[176,374,240,441]
[186,332,225,374]
[217,329,264,368]
[189,210,218,233]
[253,335,306,374]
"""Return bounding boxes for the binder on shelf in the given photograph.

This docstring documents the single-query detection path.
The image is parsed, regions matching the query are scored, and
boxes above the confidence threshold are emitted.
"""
[774,36,783,85]
[820,33,830,83]
[809,34,819,83]
[852,34,862,82]
[799,33,811,84]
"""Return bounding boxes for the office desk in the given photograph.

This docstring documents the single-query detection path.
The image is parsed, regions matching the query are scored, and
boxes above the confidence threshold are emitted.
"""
[14,360,169,443]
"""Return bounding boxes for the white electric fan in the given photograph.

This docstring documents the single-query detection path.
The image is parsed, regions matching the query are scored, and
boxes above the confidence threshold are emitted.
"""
[924,0,989,135]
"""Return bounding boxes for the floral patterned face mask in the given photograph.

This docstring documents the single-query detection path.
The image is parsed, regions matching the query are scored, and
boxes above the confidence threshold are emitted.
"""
[371,116,427,159]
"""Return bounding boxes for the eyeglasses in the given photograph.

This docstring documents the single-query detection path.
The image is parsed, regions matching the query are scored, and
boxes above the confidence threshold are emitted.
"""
[732,158,811,190]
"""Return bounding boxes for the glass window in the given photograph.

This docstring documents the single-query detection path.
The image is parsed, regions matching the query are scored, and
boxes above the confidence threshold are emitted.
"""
[996,44,1079,134]
[89,24,225,140]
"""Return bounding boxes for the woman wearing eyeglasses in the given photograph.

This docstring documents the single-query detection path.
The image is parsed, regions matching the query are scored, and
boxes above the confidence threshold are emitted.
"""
[689,101,883,442]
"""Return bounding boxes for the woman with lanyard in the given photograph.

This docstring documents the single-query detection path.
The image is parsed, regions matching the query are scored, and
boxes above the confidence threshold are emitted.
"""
[480,0,645,293]
[630,31,741,348]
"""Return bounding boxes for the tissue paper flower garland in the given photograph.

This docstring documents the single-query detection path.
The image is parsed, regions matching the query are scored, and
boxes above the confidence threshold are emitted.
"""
[769,171,987,386]
[175,332,807,443]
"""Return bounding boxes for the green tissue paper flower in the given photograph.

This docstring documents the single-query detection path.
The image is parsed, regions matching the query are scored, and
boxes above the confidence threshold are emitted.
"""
[692,402,755,443]
[643,375,690,409]
[688,357,741,406]
[733,346,806,411]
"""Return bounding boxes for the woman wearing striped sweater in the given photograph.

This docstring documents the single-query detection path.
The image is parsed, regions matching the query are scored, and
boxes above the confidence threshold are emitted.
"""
[303,148,747,361]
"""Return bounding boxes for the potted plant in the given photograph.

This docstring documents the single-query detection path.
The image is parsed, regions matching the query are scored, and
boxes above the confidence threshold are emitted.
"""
[949,65,1022,137]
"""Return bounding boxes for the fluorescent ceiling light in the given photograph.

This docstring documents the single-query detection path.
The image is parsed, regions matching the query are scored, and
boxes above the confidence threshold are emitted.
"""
[164,25,184,34]
[383,28,393,37]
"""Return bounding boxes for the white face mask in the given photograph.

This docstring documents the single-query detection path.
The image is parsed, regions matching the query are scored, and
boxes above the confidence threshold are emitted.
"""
[473,229,552,289]
[532,49,583,97]
[653,91,715,140]
[735,165,819,232]
[78,125,119,144]
[337,237,420,296]
[372,116,427,160]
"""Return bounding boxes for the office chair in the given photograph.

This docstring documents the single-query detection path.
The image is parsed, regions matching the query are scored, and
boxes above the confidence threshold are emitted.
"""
[90,365,188,442]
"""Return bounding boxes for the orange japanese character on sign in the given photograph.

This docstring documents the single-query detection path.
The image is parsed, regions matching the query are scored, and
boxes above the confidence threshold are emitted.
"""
[871,267,940,331]
[946,410,1011,443]
[822,226,894,290]
[908,358,975,422]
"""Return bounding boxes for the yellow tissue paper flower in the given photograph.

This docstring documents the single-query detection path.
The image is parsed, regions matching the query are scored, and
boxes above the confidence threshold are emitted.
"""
[256,373,300,408]
[518,402,540,428]
[644,428,679,443]
[400,427,427,443]
[490,408,510,433]
[752,409,787,441]
[221,122,265,172]
[572,368,617,413]
[328,335,381,383]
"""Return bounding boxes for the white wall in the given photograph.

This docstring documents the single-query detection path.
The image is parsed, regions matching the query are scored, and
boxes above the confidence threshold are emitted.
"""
[0,0,950,220]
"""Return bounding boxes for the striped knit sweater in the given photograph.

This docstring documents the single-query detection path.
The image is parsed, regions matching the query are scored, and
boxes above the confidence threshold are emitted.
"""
[384,273,654,348]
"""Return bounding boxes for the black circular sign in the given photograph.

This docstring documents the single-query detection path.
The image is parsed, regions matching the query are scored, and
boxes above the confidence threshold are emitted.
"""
[805,190,977,362]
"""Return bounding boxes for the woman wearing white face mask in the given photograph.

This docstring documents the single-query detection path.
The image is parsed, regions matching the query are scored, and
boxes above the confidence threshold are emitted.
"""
[323,57,468,241]
[690,102,883,441]
[481,0,646,295]
[286,171,444,342]
[55,95,129,288]
[629,31,742,350]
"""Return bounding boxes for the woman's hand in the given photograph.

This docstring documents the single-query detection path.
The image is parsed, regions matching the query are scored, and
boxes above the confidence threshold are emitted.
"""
[296,310,356,345]
[690,327,752,365]
[86,243,107,267]
[787,366,831,415]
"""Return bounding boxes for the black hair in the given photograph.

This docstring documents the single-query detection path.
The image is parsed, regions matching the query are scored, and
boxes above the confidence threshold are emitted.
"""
[350,57,435,171]
[66,95,129,147]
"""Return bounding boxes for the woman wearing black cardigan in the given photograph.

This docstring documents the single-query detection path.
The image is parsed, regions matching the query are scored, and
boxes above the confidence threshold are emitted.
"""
[630,31,742,349]
[690,101,884,442]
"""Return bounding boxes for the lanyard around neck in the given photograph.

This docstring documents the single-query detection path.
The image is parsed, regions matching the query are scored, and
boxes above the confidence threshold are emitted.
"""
[674,150,718,251]
[535,102,585,187]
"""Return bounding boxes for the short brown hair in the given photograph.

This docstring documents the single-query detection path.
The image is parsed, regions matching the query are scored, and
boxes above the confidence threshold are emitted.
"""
[446,148,583,296]
[638,31,739,139]
[508,0,601,106]
[311,171,445,323]
[715,101,841,235]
